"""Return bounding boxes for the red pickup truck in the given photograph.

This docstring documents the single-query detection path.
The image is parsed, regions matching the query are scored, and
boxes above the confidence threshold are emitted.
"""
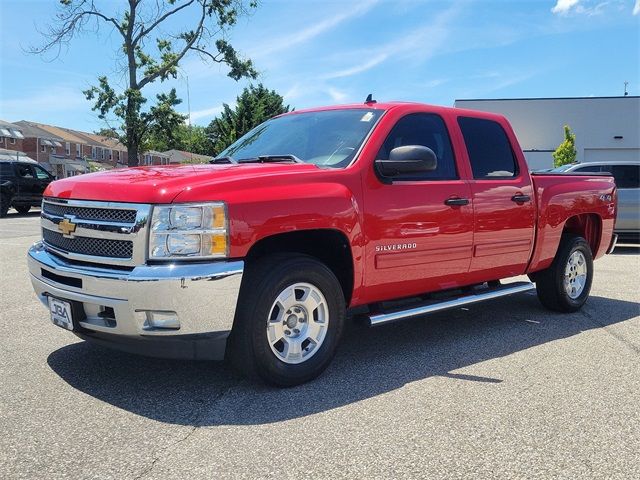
[28,101,617,386]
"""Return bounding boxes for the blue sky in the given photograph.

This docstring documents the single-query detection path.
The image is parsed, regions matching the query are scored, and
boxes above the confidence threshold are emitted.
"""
[0,0,638,132]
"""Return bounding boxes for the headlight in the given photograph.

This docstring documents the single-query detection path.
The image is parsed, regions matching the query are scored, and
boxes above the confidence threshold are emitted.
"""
[149,203,228,259]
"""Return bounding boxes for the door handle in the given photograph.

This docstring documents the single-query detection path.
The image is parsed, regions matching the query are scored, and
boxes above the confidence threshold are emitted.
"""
[445,197,470,206]
[511,194,531,203]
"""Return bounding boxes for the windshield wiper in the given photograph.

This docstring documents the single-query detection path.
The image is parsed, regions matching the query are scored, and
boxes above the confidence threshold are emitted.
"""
[209,156,237,164]
[237,154,304,164]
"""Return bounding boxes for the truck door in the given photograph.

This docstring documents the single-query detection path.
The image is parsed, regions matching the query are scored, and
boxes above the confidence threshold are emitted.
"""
[32,164,54,199]
[13,163,38,202]
[457,116,535,281]
[363,112,474,303]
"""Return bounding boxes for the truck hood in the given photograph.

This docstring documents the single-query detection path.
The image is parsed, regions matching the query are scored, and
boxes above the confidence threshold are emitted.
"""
[44,163,320,203]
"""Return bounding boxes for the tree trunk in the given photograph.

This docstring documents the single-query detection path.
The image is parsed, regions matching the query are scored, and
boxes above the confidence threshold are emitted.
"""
[126,0,139,168]
[126,99,139,167]
[126,142,139,167]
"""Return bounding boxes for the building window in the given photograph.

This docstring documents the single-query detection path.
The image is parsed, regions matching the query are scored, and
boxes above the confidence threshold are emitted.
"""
[41,144,46,152]
[91,147,97,159]
[115,151,120,161]
[65,142,70,155]
[10,137,16,145]
[0,137,4,144]
[76,144,81,157]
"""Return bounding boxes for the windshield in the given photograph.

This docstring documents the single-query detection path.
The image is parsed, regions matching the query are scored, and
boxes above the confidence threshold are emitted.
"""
[218,109,383,168]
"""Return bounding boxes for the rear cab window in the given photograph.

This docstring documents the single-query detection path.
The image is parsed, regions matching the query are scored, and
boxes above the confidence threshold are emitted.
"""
[458,116,518,179]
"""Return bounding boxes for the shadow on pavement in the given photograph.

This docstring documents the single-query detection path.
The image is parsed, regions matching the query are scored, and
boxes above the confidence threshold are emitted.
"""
[47,293,639,426]
[3,209,41,218]
[611,245,640,255]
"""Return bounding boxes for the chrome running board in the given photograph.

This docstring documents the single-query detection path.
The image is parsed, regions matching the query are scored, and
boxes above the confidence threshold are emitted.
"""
[367,281,535,326]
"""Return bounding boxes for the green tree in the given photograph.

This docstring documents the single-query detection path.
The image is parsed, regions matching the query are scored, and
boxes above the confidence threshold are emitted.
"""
[552,125,577,168]
[33,0,258,167]
[94,127,118,139]
[146,123,214,155]
[206,84,290,155]
[180,125,214,155]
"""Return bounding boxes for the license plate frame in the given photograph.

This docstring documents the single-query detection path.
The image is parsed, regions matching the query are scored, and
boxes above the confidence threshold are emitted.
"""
[48,296,74,331]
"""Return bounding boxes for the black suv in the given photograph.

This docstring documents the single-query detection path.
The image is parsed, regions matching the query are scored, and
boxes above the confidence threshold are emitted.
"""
[0,161,55,217]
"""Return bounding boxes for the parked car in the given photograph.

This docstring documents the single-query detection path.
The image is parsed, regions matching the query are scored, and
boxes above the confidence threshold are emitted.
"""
[550,162,639,242]
[28,101,617,386]
[0,160,55,217]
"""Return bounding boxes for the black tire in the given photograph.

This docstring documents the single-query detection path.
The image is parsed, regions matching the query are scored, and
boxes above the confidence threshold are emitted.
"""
[227,254,346,387]
[535,235,593,312]
[14,205,30,215]
[0,195,10,218]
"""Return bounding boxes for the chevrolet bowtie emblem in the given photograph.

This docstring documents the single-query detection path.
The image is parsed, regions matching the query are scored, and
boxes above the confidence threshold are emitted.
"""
[58,218,77,236]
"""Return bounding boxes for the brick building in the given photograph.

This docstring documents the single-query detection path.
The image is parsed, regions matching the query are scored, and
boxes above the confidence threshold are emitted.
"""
[0,120,27,153]
[2,118,186,176]
[140,150,171,166]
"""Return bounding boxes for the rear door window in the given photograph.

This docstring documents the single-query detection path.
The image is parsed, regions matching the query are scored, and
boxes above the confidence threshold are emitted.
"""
[458,117,518,178]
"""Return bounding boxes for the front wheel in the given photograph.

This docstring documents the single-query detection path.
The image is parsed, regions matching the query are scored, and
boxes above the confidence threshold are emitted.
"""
[0,194,10,217]
[228,254,346,387]
[14,205,31,215]
[535,235,593,312]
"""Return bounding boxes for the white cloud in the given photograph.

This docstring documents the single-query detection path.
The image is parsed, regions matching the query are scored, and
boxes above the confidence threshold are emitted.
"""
[322,53,389,80]
[633,0,639,14]
[188,105,223,122]
[551,0,622,16]
[422,79,449,88]
[327,87,348,103]
[552,0,581,14]
[320,4,460,80]
[252,0,379,57]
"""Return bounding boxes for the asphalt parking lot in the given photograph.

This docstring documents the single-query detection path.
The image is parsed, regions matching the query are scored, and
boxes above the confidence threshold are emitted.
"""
[1,211,638,479]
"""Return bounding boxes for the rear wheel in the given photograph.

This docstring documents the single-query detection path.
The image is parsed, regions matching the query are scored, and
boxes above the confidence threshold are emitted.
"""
[228,254,345,387]
[14,205,30,215]
[535,235,593,312]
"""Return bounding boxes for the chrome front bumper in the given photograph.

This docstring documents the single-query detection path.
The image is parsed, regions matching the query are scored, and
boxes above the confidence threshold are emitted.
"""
[28,242,244,360]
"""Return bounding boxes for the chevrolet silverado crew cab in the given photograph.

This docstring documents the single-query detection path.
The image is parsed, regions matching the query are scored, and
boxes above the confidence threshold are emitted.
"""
[28,101,617,386]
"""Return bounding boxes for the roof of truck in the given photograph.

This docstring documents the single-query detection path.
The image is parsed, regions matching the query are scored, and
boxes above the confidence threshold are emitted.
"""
[280,101,510,123]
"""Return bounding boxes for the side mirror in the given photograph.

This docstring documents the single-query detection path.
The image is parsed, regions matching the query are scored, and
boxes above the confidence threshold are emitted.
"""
[375,145,437,178]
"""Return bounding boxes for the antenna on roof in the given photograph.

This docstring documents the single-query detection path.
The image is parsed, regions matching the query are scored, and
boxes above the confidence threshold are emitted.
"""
[365,93,376,104]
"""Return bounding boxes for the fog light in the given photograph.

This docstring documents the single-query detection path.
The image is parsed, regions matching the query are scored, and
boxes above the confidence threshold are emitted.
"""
[145,311,180,330]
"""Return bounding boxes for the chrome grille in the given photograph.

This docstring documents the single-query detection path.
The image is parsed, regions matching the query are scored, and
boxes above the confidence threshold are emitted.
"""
[41,199,151,267]
[43,229,133,259]
[42,202,137,223]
